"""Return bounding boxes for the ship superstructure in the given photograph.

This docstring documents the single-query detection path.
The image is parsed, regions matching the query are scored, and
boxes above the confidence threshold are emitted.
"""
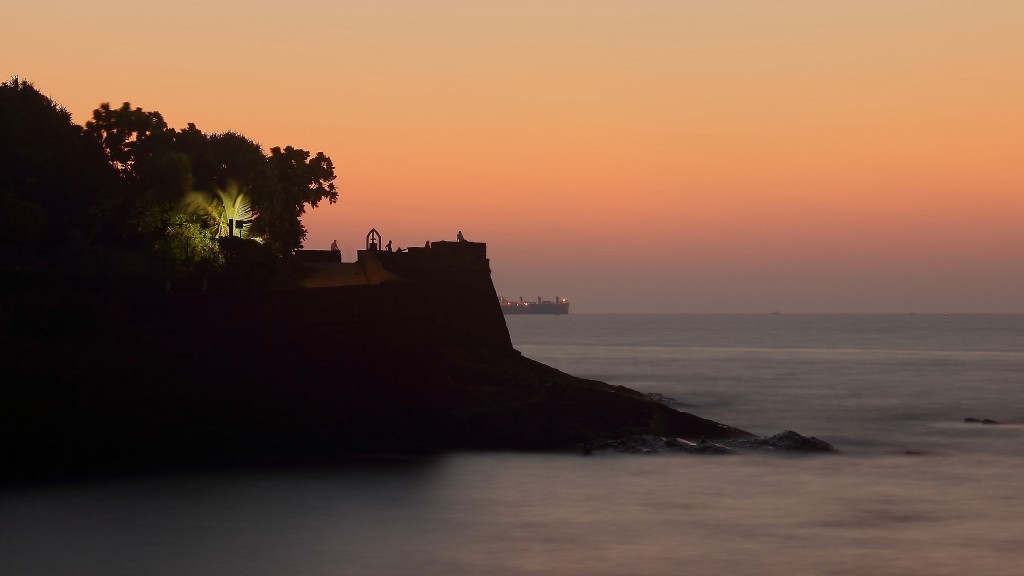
[499,296,569,315]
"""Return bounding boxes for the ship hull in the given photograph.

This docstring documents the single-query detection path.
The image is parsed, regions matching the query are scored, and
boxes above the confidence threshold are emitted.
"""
[501,302,569,315]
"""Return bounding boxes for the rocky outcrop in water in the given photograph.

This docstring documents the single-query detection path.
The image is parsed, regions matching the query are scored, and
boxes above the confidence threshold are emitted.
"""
[581,430,837,455]
[724,430,838,453]
[964,418,1000,425]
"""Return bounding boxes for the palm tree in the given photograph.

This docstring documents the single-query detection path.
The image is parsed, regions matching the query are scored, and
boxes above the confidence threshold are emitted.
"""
[181,180,255,238]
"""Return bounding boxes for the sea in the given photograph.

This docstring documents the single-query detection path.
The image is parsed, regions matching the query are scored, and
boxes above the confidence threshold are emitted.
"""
[3,314,1023,575]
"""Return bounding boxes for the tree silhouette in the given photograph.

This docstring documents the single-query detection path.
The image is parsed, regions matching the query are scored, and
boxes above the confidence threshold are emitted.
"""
[250,145,338,253]
[2,77,339,275]
[85,101,171,180]
[0,77,117,253]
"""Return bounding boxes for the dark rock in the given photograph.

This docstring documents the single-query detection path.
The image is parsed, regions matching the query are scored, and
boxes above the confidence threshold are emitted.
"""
[725,430,838,453]
[585,434,738,455]
[644,392,686,407]
[589,435,672,454]
[663,436,695,450]
[688,439,736,454]
[964,418,1000,425]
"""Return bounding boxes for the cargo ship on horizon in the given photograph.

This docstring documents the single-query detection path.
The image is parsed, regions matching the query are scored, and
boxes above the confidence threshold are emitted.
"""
[500,296,570,315]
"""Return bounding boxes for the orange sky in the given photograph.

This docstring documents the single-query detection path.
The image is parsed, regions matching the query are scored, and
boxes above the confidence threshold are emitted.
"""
[7,1,1023,311]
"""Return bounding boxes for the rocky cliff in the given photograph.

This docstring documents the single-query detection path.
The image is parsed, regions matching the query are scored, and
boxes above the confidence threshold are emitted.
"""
[1,241,752,481]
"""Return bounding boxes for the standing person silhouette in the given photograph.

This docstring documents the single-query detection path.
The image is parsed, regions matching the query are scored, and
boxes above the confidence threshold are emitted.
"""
[457,230,465,242]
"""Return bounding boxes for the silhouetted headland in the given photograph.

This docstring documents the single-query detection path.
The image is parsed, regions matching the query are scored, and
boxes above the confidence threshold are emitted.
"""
[3,237,838,484]
[0,78,839,484]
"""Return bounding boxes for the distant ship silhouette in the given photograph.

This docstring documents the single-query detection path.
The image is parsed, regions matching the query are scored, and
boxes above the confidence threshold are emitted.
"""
[499,296,570,315]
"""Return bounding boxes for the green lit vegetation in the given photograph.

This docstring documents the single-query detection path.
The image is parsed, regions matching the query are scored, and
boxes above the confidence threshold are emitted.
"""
[182,181,255,239]
[0,76,337,289]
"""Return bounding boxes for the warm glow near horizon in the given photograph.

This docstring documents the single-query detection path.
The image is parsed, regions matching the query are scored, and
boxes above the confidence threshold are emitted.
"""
[7,0,1023,312]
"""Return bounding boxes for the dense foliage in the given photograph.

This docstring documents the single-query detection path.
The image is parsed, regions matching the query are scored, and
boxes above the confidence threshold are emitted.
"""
[0,77,338,278]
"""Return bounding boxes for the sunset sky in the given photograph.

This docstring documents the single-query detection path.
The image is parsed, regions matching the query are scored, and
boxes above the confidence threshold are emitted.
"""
[7,1,1023,312]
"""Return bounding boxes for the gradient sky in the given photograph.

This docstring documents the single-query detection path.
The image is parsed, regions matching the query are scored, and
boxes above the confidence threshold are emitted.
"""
[7,1,1023,312]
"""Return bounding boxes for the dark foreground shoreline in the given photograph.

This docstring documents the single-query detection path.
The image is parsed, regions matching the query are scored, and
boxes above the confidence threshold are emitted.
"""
[3,244,838,484]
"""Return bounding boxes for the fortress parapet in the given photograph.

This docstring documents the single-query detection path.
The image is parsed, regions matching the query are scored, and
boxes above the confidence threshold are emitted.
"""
[360,240,490,281]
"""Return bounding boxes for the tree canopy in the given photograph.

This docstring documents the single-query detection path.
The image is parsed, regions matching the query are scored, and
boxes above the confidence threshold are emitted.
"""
[1,77,338,275]
[0,77,118,250]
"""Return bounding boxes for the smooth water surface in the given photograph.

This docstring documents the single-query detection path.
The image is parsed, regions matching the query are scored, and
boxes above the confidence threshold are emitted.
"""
[510,314,1024,456]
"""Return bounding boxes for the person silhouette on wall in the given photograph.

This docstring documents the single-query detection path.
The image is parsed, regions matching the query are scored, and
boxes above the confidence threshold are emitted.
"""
[385,240,392,252]
[330,240,339,251]
[457,230,465,242]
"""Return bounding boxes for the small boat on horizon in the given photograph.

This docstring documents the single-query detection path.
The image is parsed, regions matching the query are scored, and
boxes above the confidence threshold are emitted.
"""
[500,296,570,315]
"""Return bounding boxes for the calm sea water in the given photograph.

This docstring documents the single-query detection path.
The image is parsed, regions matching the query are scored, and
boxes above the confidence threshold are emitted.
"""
[3,314,1023,575]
